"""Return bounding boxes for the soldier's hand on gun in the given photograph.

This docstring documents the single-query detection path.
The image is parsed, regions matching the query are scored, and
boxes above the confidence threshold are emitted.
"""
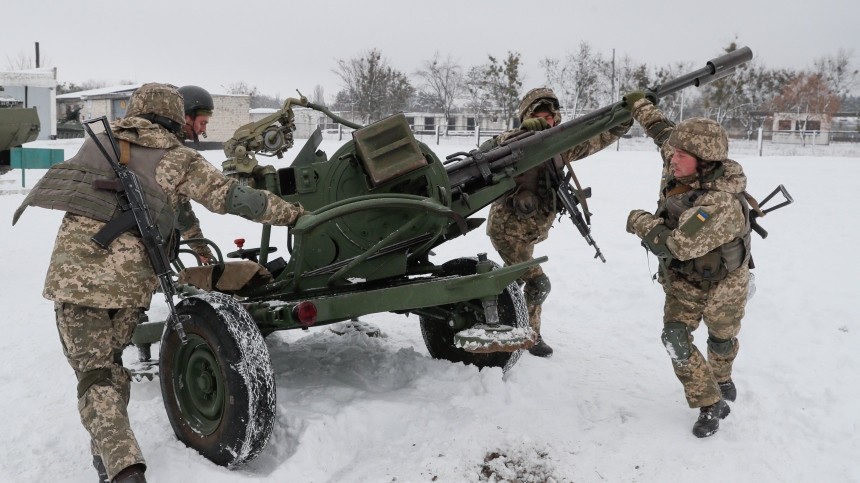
[520,117,551,132]
[622,90,657,111]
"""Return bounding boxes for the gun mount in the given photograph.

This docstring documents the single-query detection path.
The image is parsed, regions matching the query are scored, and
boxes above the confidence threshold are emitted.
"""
[142,48,753,468]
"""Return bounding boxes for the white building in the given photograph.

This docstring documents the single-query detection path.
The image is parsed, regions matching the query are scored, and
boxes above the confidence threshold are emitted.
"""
[0,67,58,140]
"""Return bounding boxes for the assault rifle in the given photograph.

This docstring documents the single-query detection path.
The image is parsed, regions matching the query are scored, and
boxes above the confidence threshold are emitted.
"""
[81,117,188,344]
[747,184,794,239]
[548,162,605,262]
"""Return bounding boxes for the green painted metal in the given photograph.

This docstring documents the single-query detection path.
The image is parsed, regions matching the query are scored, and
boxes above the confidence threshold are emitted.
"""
[156,48,755,344]
[10,147,65,168]
[171,334,225,436]
[131,320,166,345]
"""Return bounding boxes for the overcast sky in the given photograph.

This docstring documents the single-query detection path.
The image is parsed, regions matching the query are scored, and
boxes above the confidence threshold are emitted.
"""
[3,0,858,100]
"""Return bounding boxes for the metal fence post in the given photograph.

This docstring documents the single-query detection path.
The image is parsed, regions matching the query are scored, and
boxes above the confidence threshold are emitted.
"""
[757,127,763,157]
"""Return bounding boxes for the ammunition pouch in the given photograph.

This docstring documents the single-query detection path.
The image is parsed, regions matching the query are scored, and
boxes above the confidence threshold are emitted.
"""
[512,190,540,218]
[669,236,747,282]
[226,184,268,220]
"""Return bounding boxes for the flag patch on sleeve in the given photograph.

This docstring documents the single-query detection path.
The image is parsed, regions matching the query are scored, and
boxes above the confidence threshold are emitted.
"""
[680,208,711,237]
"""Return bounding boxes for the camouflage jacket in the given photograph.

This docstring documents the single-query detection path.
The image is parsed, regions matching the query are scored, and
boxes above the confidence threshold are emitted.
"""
[37,118,303,308]
[483,120,630,210]
[628,100,748,263]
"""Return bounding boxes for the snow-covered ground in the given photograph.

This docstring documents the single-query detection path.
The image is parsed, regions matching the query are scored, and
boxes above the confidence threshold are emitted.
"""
[1,136,858,482]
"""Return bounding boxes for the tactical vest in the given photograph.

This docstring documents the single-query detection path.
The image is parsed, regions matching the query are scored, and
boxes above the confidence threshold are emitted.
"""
[660,187,752,282]
[505,154,564,216]
[14,134,176,243]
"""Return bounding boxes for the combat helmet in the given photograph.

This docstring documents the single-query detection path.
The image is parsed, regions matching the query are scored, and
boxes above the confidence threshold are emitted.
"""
[178,85,214,117]
[517,87,561,124]
[125,83,185,134]
[667,118,728,162]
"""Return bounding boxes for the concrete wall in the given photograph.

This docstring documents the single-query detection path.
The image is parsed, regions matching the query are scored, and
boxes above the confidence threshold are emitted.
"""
[207,94,250,143]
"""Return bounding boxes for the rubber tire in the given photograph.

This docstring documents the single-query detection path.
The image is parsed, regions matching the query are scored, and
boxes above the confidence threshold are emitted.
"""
[419,258,528,371]
[160,292,275,468]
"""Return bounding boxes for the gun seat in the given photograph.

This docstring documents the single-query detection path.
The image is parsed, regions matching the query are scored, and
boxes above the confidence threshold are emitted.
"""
[177,260,273,293]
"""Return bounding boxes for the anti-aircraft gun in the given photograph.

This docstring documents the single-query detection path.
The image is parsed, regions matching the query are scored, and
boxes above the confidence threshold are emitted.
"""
[142,48,753,468]
[0,91,40,174]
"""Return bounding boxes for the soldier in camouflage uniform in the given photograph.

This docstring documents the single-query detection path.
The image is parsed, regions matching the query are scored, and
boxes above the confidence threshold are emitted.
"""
[13,83,305,482]
[484,87,632,357]
[623,92,752,438]
[175,85,217,263]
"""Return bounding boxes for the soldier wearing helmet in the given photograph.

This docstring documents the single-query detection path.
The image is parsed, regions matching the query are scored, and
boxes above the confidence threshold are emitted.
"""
[14,82,305,482]
[178,85,214,144]
[484,87,632,358]
[623,92,753,438]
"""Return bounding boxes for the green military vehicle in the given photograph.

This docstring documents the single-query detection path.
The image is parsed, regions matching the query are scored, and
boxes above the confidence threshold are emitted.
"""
[0,93,40,174]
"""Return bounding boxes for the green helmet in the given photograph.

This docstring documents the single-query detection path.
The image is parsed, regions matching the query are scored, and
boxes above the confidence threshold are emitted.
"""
[667,118,728,162]
[125,83,185,132]
[517,87,561,124]
[178,85,214,117]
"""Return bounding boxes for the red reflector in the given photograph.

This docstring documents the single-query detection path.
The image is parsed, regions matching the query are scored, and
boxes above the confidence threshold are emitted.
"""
[293,301,317,326]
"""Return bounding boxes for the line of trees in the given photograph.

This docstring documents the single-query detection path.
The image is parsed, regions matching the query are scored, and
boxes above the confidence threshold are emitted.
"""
[15,40,860,133]
[322,41,858,134]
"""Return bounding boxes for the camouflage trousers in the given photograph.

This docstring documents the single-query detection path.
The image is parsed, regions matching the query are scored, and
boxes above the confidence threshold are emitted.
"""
[54,302,145,480]
[661,266,748,408]
[486,202,555,333]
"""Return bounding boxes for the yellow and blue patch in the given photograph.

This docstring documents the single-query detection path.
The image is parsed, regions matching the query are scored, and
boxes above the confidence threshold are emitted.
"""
[681,208,711,237]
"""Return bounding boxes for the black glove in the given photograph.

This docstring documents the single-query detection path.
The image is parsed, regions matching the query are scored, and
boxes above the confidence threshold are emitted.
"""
[520,117,551,132]
[623,90,657,111]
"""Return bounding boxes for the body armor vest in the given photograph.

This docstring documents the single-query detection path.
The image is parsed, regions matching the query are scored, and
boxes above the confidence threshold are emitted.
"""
[505,154,564,216]
[14,134,176,242]
[661,187,752,282]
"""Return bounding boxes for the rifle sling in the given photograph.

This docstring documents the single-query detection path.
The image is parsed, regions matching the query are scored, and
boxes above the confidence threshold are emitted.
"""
[120,139,131,166]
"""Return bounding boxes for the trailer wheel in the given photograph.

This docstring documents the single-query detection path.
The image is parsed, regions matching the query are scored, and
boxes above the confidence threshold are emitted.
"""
[160,292,275,468]
[419,258,528,372]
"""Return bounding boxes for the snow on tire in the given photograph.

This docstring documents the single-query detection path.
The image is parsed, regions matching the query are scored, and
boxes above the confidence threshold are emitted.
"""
[160,292,275,468]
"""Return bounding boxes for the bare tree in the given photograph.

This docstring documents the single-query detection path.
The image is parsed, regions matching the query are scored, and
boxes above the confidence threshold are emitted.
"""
[311,85,325,106]
[773,72,841,117]
[540,42,609,116]
[5,50,51,70]
[463,65,491,124]
[222,81,259,96]
[481,52,523,127]
[415,52,464,133]
[333,48,414,123]
[814,49,859,101]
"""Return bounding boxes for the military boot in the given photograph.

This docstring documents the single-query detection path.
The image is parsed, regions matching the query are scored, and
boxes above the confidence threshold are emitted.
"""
[112,464,147,483]
[692,400,731,438]
[719,380,736,402]
[93,455,108,483]
[528,336,553,358]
